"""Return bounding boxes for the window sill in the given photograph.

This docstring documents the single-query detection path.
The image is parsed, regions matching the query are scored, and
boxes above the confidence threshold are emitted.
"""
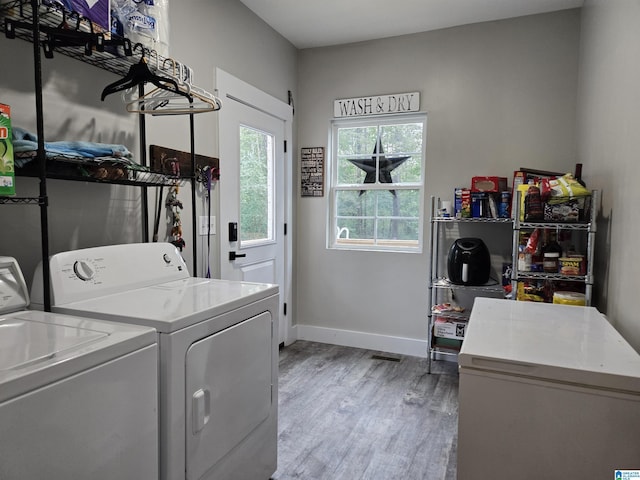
[333,238,421,253]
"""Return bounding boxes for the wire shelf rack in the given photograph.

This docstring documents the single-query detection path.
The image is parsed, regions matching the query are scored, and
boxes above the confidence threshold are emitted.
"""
[1,0,213,87]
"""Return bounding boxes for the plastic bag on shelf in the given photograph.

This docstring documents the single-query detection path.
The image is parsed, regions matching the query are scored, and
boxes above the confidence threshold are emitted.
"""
[540,173,590,204]
[111,0,169,58]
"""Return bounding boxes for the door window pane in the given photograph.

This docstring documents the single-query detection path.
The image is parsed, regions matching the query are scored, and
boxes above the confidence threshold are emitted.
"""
[239,125,274,244]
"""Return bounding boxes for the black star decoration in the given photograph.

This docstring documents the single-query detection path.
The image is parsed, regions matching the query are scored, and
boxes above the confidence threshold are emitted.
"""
[348,138,410,196]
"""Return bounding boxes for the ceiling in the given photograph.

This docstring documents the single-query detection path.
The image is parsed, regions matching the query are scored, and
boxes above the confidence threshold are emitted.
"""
[238,0,584,49]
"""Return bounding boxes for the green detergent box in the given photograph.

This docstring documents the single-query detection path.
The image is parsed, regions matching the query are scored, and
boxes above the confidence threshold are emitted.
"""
[0,103,15,196]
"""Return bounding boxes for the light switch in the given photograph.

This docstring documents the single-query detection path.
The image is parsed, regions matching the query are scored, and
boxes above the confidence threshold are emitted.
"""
[199,216,216,236]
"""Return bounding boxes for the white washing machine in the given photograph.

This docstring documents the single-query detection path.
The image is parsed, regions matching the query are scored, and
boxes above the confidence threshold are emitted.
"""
[32,242,279,480]
[0,256,158,480]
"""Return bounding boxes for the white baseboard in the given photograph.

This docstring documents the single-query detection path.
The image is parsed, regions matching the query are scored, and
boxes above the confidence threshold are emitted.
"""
[293,324,429,358]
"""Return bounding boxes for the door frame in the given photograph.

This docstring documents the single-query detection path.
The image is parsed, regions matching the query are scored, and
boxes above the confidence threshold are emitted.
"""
[216,68,294,346]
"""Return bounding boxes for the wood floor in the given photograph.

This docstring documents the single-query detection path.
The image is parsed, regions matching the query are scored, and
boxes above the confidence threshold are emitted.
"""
[272,341,459,480]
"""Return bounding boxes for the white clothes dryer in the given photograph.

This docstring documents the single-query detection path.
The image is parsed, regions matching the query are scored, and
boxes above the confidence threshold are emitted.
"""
[32,242,279,480]
[0,256,158,480]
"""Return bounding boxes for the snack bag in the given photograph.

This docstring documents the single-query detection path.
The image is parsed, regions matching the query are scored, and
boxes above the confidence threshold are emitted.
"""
[545,173,590,204]
[0,104,15,196]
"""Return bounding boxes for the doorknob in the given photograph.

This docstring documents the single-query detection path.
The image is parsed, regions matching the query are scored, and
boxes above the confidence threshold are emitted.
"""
[229,251,247,261]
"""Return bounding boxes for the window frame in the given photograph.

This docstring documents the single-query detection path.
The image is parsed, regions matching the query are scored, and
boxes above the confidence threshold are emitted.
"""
[328,113,427,253]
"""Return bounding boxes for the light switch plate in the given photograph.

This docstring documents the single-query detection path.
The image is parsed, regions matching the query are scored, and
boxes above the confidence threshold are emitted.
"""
[199,216,216,236]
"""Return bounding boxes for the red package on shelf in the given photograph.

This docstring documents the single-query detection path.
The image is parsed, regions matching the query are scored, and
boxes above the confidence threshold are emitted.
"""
[471,176,508,193]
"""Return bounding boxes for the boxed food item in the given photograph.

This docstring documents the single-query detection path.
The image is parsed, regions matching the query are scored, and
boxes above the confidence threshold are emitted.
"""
[516,184,530,221]
[498,191,511,218]
[470,191,500,218]
[516,280,546,302]
[455,187,471,218]
[434,317,467,340]
[553,291,586,306]
[502,263,513,287]
[543,195,590,222]
[512,171,526,218]
[543,200,580,222]
[559,256,586,276]
[471,191,488,218]
[0,103,15,197]
[471,176,508,193]
[432,336,463,350]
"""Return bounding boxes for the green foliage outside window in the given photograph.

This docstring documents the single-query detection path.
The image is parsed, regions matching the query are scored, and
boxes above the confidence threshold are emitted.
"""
[332,116,425,250]
[240,125,273,242]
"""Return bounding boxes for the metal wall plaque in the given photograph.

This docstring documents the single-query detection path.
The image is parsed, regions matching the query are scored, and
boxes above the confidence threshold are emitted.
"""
[300,147,325,197]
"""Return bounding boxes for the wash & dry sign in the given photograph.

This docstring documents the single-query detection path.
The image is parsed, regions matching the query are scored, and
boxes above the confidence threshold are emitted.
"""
[334,92,420,118]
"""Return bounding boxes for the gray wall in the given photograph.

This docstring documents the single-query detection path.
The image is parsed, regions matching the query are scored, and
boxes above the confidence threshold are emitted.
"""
[0,0,297,284]
[5,1,638,355]
[295,10,581,353]
[577,0,640,350]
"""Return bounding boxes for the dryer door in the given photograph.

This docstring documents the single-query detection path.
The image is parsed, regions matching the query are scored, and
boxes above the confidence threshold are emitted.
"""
[185,311,273,479]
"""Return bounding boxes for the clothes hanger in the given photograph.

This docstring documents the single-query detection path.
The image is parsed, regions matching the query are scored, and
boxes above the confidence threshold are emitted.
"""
[42,10,95,58]
[125,57,190,112]
[125,59,221,115]
[177,63,222,111]
[126,83,221,115]
[126,59,222,115]
[101,44,189,101]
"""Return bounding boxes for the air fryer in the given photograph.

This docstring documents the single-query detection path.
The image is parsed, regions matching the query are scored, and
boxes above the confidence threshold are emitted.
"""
[447,238,491,285]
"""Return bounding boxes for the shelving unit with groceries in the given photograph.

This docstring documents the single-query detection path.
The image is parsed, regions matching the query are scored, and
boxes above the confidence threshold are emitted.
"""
[510,168,597,306]
[427,166,595,372]
[427,176,513,373]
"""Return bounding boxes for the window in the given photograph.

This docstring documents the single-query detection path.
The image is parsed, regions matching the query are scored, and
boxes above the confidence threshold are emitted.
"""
[239,124,275,246]
[329,114,426,252]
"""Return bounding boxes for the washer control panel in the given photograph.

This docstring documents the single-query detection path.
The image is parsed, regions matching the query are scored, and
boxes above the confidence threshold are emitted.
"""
[37,243,190,306]
[0,256,29,313]
[73,260,96,281]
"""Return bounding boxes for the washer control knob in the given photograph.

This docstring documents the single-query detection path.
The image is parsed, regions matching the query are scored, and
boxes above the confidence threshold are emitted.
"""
[163,254,172,264]
[73,260,95,281]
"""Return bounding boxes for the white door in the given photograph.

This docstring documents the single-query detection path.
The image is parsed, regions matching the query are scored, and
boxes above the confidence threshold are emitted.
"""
[217,69,292,345]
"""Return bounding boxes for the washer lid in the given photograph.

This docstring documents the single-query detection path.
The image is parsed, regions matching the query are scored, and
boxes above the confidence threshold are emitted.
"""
[459,298,640,394]
[0,310,156,403]
[0,316,107,371]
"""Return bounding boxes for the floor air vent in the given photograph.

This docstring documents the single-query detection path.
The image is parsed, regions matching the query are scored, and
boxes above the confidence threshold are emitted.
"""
[371,354,401,362]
